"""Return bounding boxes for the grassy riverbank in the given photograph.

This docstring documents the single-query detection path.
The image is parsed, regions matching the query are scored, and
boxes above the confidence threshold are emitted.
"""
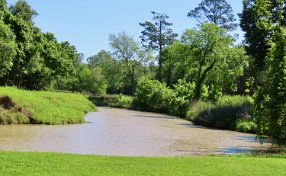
[0,87,97,125]
[0,152,285,176]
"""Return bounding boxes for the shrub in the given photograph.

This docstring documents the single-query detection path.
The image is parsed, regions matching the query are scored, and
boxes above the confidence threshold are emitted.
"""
[236,119,257,133]
[173,80,195,100]
[168,96,190,117]
[89,94,133,109]
[133,77,191,117]
[133,77,174,113]
[186,96,254,132]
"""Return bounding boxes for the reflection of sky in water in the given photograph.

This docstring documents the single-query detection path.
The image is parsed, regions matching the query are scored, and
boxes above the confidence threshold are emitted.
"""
[223,147,254,154]
[0,107,276,156]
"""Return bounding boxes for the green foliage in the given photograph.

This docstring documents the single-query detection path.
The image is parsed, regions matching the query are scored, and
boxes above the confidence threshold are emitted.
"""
[239,0,286,70]
[254,26,286,144]
[170,23,248,99]
[236,119,257,133]
[89,94,133,109]
[9,0,38,23]
[139,11,178,80]
[0,1,80,90]
[173,79,196,100]
[87,50,113,68]
[109,32,150,95]
[0,19,16,77]
[187,0,238,30]
[52,64,108,95]
[87,50,124,94]
[0,0,7,11]
[0,87,97,124]
[134,77,190,117]
[134,77,174,113]
[162,25,249,99]
[78,65,107,95]
[187,96,254,132]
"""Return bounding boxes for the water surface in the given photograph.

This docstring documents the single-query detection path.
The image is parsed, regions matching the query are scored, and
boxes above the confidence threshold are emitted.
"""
[0,107,273,156]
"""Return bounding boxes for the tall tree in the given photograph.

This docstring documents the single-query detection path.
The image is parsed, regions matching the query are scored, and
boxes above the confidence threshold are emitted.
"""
[0,20,16,77]
[240,0,286,70]
[109,32,146,94]
[87,50,113,68]
[87,50,124,93]
[0,0,81,90]
[139,11,178,81]
[9,0,38,23]
[254,0,286,144]
[187,0,237,31]
[181,24,235,99]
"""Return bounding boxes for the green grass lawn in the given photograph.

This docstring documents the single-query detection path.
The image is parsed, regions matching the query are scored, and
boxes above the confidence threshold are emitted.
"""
[0,87,97,124]
[0,152,285,176]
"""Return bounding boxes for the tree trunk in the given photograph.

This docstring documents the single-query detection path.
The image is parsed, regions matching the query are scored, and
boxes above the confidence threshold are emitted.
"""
[158,20,163,82]
[194,60,216,100]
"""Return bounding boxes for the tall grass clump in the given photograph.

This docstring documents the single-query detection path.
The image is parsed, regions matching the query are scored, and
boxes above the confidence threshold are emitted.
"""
[186,96,256,132]
[0,87,97,125]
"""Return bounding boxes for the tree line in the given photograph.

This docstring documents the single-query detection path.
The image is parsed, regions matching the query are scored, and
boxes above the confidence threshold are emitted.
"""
[0,0,285,143]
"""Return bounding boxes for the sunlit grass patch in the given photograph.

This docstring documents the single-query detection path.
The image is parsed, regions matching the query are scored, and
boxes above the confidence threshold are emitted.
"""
[0,87,97,125]
[0,152,285,176]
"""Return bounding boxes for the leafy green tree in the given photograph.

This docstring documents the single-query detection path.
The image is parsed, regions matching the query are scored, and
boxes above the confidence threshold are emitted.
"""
[206,46,249,95]
[255,27,286,144]
[0,0,80,90]
[87,50,124,93]
[78,65,107,95]
[161,42,191,86]
[254,0,286,144]
[239,0,286,70]
[162,42,248,100]
[9,0,38,23]
[182,24,232,99]
[187,0,237,31]
[0,19,16,77]
[139,11,178,81]
[109,32,149,94]
[87,50,113,68]
[163,24,248,100]
[2,10,36,88]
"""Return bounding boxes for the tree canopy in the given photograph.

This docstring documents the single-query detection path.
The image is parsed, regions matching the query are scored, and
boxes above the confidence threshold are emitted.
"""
[188,0,237,30]
[139,11,178,81]
[0,0,80,90]
[162,23,248,100]
[254,0,286,144]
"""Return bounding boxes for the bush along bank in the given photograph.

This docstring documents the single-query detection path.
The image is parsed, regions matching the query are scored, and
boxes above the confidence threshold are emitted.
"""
[186,96,256,133]
[89,78,256,133]
[132,78,256,133]
[0,87,97,125]
[89,94,133,109]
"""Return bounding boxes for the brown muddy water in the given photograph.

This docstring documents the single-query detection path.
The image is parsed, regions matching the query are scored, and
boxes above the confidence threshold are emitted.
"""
[0,107,274,156]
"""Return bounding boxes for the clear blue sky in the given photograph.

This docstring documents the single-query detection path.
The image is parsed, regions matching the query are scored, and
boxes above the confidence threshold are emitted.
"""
[7,0,244,59]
